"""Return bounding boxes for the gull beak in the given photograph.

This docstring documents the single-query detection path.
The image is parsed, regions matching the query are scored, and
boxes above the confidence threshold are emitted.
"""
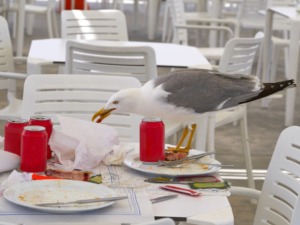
[92,107,115,123]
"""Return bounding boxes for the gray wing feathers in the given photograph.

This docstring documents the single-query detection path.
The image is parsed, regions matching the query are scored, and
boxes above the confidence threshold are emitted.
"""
[155,69,260,113]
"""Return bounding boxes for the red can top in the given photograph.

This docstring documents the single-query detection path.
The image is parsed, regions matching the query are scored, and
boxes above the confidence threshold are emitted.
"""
[142,117,162,122]
[24,126,46,132]
[30,115,51,121]
[7,119,28,124]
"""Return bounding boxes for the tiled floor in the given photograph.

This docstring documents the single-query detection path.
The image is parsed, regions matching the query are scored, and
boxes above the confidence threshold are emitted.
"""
[2,1,300,224]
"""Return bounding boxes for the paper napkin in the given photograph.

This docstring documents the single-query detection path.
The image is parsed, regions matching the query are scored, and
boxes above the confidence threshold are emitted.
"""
[0,150,20,173]
[49,116,119,171]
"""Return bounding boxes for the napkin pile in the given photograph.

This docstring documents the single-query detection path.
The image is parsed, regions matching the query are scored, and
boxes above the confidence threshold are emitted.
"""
[0,136,20,173]
[49,116,120,171]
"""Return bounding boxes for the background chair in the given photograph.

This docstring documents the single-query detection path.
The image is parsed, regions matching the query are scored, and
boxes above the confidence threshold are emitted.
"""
[168,0,236,63]
[65,40,183,143]
[203,32,264,189]
[0,16,27,120]
[230,126,300,225]
[61,9,128,41]
[21,74,143,143]
[65,41,157,84]
[8,0,59,38]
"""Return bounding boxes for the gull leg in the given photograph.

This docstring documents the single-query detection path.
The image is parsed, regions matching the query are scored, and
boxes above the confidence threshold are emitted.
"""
[175,126,189,150]
[185,124,197,150]
[166,124,197,153]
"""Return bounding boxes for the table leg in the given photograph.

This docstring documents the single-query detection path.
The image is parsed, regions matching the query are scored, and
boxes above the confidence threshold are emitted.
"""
[262,9,273,107]
[285,20,300,126]
[27,58,54,75]
[147,0,161,40]
[209,0,222,47]
[16,0,25,56]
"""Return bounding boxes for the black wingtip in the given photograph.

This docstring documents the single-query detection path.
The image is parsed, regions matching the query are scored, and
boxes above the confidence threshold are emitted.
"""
[241,79,296,104]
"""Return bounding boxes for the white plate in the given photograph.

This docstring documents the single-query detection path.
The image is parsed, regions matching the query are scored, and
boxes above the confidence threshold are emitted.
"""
[3,180,118,213]
[123,149,221,177]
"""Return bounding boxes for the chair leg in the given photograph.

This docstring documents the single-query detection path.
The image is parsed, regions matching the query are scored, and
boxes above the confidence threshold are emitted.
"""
[240,110,255,189]
[194,113,210,152]
[161,0,169,42]
[25,13,34,36]
[51,10,59,37]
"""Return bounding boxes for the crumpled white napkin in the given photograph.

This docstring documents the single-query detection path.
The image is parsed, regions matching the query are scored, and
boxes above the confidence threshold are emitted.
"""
[103,144,134,166]
[0,170,30,195]
[0,136,20,173]
[49,116,119,171]
[0,150,20,173]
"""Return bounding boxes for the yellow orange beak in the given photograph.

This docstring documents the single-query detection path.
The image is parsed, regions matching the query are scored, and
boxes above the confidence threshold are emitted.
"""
[92,107,115,123]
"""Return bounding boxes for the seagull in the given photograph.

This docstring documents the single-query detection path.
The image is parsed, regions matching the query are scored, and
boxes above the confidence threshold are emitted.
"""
[92,68,296,152]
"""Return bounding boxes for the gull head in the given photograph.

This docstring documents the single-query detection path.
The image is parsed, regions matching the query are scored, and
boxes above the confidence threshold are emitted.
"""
[92,88,140,123]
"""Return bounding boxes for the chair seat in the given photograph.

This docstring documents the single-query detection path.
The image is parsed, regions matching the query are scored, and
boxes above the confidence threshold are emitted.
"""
[199,48,224,61]
[25,5,48,14]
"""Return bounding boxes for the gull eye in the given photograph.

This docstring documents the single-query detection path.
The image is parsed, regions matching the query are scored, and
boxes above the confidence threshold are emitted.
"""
[112,100,119,105]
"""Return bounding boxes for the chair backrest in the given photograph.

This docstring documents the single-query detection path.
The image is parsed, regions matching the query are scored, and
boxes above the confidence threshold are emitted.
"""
[61,9,128,41]
[237,0,268,20]
[65,40,157,84]
[168,0,233,47]
[218,32,264,75]
[21,74,143,142]
[253,126,300,225]
[0,16,18,108]
[0,16,15,73]
[167,0,190,45]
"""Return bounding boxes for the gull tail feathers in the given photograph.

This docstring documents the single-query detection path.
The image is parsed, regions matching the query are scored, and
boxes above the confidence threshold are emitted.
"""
[241,79,296,104]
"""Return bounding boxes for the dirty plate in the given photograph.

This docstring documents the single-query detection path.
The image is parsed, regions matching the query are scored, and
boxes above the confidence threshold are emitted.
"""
[3,180,119,213]
[123,149,221,177]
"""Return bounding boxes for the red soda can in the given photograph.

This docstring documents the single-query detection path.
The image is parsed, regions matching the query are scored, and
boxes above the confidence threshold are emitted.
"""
[29,116,53,159]
[4,119,29,156]
[140,117,165,163]
[20,126,48,173]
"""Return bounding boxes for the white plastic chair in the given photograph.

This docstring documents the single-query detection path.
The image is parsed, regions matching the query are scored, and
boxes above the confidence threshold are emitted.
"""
[204,32,265,189]
[9,0,59,38]
[182,126,300,225]
[61,9,128,41]
[65,40,183,143]
[0,16,27,120]
[21,74,143,143]
[65,40,157,84]
[162,0,211,42]
[235,0,290,36]
[168,0,236,63]
[230,126,300,225]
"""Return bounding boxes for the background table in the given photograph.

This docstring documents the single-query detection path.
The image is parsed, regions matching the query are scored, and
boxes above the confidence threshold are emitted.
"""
[262,7,300,126]
[27,39,211,75]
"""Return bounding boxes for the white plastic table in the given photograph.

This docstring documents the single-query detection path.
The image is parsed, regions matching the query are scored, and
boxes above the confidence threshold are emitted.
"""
[0,148,234,225]
[262,7,300,126]
[27,39,211,75]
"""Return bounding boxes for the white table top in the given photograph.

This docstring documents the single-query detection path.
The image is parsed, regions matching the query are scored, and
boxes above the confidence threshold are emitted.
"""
[269,6,300,20]
[28,39,210,69]
[0,144,233,224]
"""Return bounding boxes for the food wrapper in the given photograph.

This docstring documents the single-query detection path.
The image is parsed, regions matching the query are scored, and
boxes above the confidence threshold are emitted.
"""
[49,116,119,171]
